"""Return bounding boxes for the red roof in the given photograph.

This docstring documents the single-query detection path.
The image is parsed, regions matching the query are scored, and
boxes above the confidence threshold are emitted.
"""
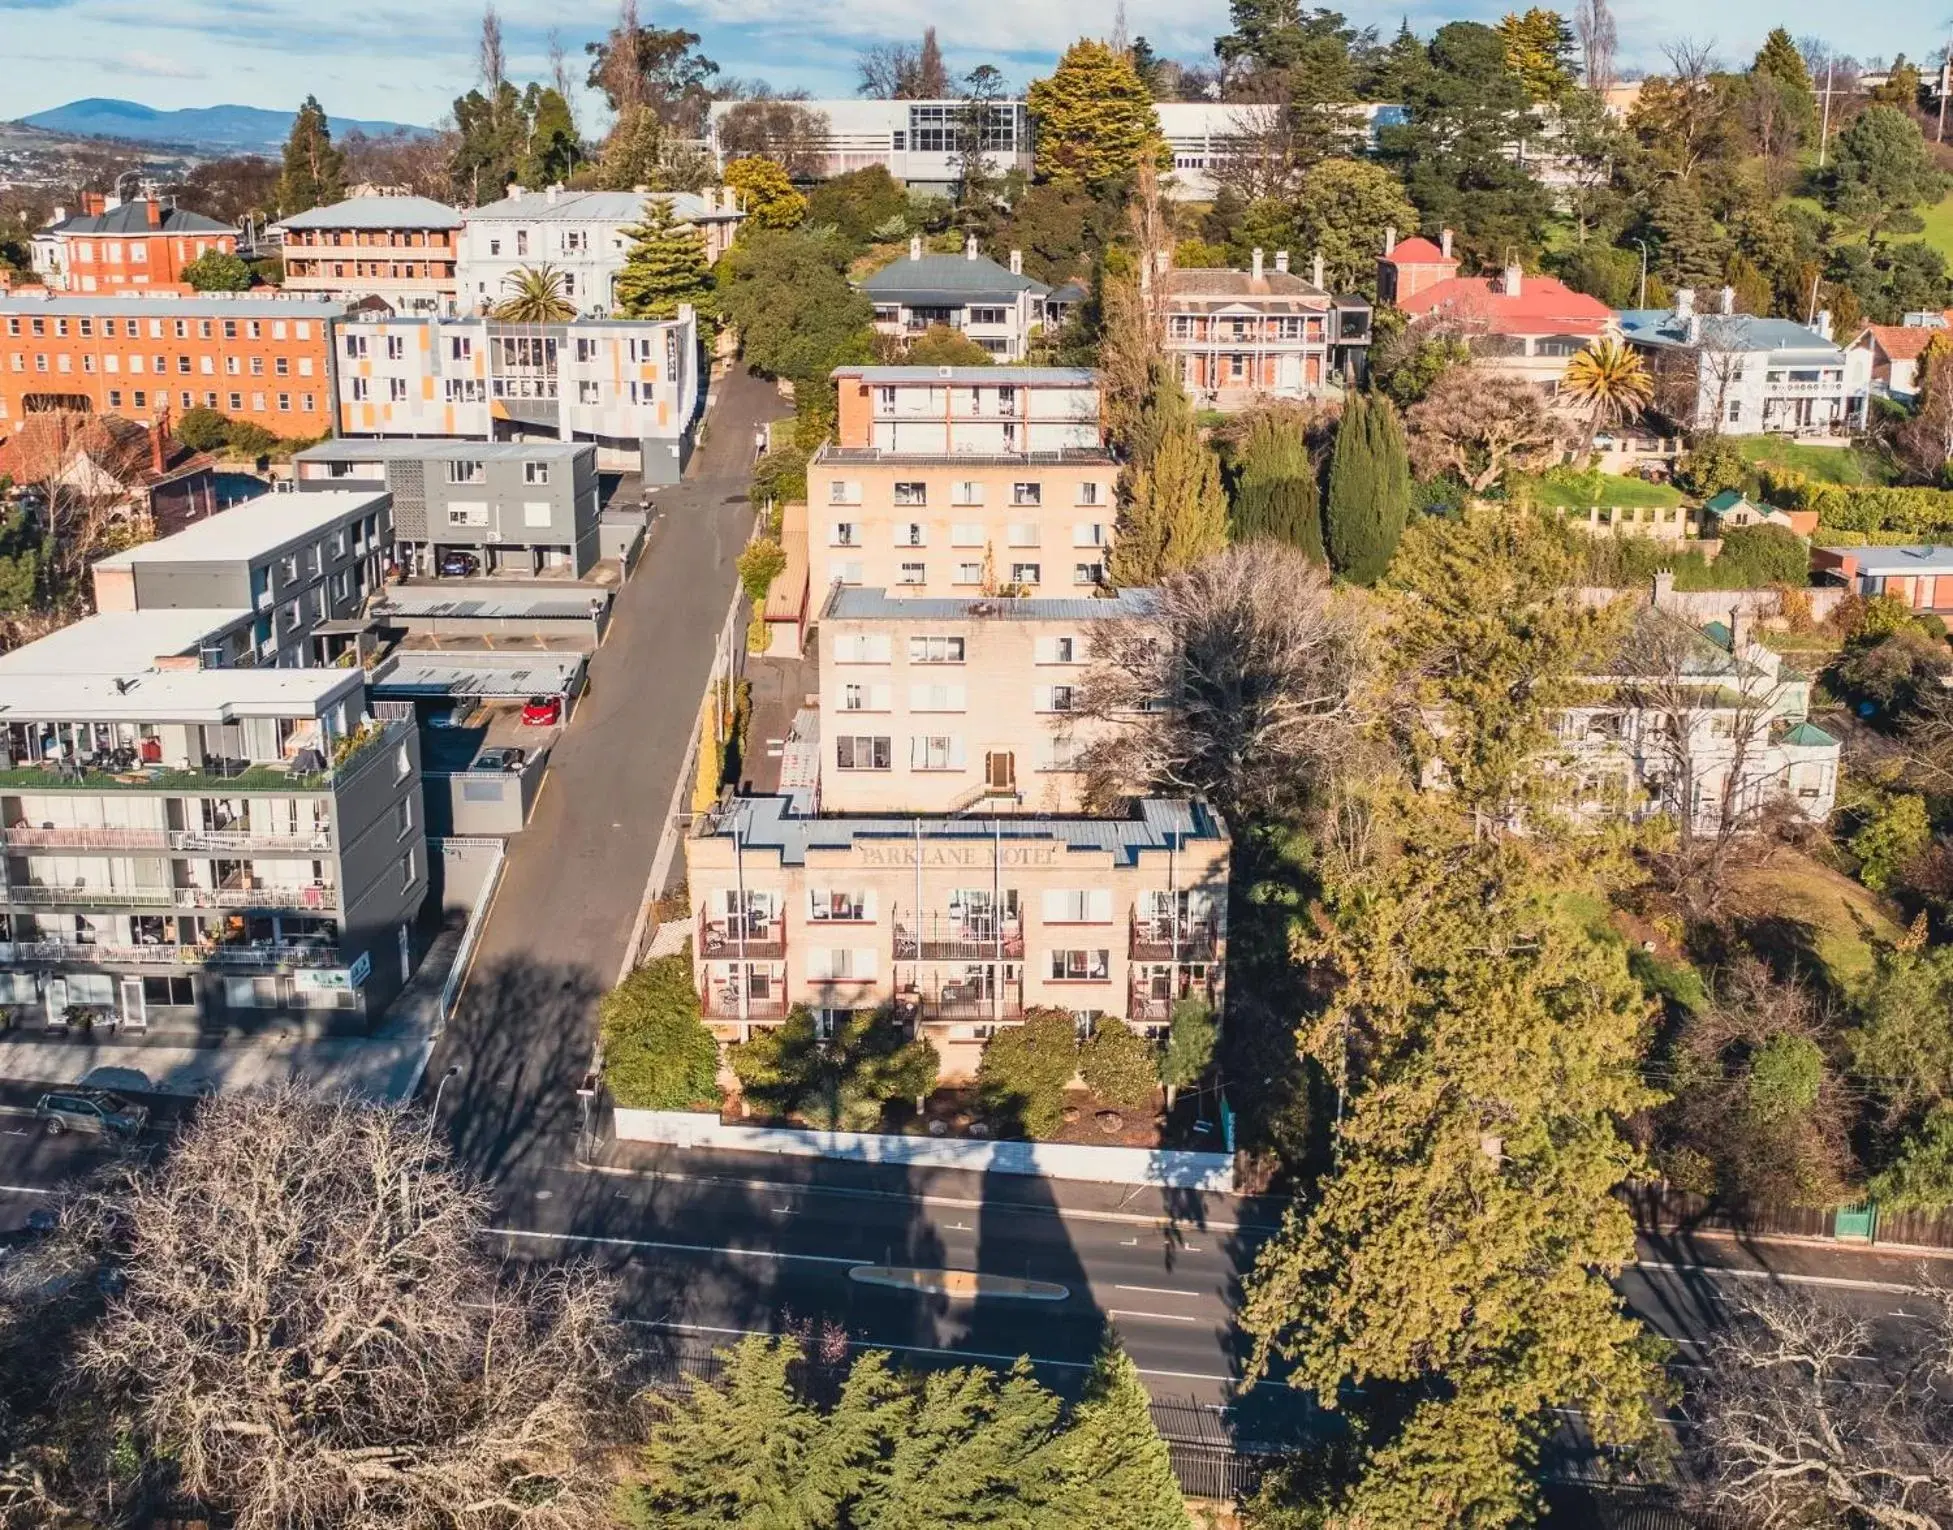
[1397,273,1613,336]
[1386,236,1452,264]
[1855,322,1950,362]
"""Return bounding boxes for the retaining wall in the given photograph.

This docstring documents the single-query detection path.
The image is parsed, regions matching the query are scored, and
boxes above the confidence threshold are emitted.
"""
[611,1108,1236,1190]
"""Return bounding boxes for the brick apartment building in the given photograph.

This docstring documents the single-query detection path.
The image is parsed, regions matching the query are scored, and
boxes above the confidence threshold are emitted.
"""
[276,194,464,317]
[0,295,343,440]
[30,194,237,294]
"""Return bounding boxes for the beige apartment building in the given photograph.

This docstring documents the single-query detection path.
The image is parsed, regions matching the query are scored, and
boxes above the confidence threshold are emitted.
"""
[808,366,1118,599]
[687,795,1227,1080]
[818,586,1152,815]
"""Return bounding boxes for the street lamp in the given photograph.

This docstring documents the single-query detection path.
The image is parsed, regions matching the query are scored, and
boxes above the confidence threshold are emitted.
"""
[431,1063,462,1122]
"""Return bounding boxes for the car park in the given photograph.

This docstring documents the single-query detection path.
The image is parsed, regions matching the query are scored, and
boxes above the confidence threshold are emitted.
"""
[438,550,480,578]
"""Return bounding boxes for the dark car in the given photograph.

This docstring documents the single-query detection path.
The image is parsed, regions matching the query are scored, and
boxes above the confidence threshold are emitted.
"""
[439,550,480,578]
[475,746,526,772]
[35,1088,149,1139]
[521,695,562,727]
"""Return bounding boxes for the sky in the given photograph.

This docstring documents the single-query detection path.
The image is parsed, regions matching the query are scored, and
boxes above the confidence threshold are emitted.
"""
[0,0,1946,130]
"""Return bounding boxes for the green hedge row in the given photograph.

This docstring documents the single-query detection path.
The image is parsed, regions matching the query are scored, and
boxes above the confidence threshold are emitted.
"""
[1763,470,1953,538]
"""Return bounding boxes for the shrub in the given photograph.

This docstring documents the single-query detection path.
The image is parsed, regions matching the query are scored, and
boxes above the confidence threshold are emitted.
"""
[181,249,252,291]
[1079,1021,1160,1110]
[226,421,279,458]
[977,1010,1079,1138]
[749,444,808,508]
[1675,435,1747,497]
[736,537,787,607]
[1869,1103,1953,1211]
[1711,524,1809,589]
[1160,997,1218,1095]
[175,406,232,453]
[600,953,721,1110]
[728,1006,938,1129]
[1849,790,1933,892]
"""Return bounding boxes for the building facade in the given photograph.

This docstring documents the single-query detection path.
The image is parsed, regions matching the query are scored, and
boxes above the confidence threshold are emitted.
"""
[1813,544,1953,614]
[275,193,464,316]
[0,295,342,440]
[705,99,1031,192]
[1161,249,1372,408]
[860,241,1049,361]
[1620,292,1871,437]
[454,186,744,318]
[330,309,700,482]
[294,439,602,578]
[30,194,237,294]
[809,367,1117,598]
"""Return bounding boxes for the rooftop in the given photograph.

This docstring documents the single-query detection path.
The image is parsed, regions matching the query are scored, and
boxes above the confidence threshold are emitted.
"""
[369,650,584,699]
[815,445,1113,466]
[0,666,361,723]
[860,252,1049,300]
[833,365,1096,386]
[824,587,1156,623]
[463,189,740,224]
[275,195,464,231]
[47,202,230,238]
[1162,267,1334,303]
[1853,323,1944,362]
[0,609,251,677]
[1822,543,1953,573]
[1618,309,1843,356]
[297,438,591,464]
[1383,236,1453,264]
[94,489,388,569]
[1398,273,1613,333]
[703,794,1226,867]
[371,588,609,622]
[0,294,345,319]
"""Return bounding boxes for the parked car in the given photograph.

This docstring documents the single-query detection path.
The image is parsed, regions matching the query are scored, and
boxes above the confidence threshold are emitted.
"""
[36,1088,149,1138]
[439,550,480,578]
[521,695,562,727]
[475,746,527,772]
[427,702,478,730]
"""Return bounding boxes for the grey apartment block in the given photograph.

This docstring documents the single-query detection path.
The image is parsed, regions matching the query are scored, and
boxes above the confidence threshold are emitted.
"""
[91,489,390,669]
[293,439,600,578]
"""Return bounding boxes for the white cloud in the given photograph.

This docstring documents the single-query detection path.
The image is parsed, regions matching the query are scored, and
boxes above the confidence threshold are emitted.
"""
[112,49,208,78]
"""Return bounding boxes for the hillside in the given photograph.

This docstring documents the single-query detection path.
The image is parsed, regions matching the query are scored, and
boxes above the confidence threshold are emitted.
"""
[16,98,428,154]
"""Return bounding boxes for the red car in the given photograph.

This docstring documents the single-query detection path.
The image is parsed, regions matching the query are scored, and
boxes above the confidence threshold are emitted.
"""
[521,695,562,727]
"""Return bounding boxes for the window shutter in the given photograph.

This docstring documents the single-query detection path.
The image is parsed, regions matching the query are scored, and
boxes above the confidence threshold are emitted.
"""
[860,890,879,920]
[1088,889,1112,922]
[807,949,832,980]
[871,684,892,710]
[852,948,878,980]
[949,736,967,768]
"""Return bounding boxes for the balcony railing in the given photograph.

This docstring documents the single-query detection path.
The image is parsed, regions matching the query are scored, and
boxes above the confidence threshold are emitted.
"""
[696,912,787,961]
[0,940,342,969]
[1129,976,1219,1023]
[700,990,790,1020]
[903,982,1025,1022]
[1129,915,1220,963]
[893,913,1025,962]
[0,825,334,854]
[0,719,404,796]
[4,882,335,911]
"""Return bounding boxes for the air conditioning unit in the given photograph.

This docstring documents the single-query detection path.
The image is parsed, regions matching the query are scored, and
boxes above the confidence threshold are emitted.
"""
[486,530,504,543]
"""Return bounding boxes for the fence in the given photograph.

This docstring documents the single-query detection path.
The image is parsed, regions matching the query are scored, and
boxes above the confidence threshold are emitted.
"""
[437,841,505,1029]
[1624,1180,1953,1253]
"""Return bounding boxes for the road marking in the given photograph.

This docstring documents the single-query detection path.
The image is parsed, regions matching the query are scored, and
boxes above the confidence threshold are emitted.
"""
[1115,1284,1200,1298]
[1108,1309,1201,1324]
[0,1184,55,1196]
[487,1226,861,1267]
[1631,1259,1929,1295]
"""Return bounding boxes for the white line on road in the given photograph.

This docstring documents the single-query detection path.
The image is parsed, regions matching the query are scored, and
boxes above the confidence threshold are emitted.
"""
[1631,1259,1929,1295]
[487,1226,861,1268]
[1108,1309,1201,1324]
[0,1184,54,1197]
[1115,1283,1201,1298]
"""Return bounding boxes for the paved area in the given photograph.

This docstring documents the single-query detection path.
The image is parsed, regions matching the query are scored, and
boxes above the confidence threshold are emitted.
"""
[431,369,786,1181]
[0,1030,431,1102]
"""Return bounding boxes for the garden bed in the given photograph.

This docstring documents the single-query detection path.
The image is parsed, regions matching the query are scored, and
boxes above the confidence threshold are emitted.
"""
[728,1083,1225,1152]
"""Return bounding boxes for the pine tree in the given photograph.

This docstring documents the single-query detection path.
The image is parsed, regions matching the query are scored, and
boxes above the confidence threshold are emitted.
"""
[1230,410,1324,561]
[1025,39,1167,191]
[597,103,668,192]
[613,196,715,331]
[276,96,346,217]
[1111,384,1228,585]
[1056,1336,1190,1529]
[1324,394,1407,586]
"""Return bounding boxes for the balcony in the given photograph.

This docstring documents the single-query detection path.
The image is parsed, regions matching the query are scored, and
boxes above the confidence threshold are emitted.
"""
[700,988,791,1020]
[696,912,787,961]
[893,912,1025,962]
[1129,914,1220,962]
[0,940,341,970]
[174,881,336,911]
[4,880,335,911]
[901,980,1025,1022]
[0,825,333,854]
[1768,379,1844,396]
[1129,975,1219,1024]
[0,719,404,796]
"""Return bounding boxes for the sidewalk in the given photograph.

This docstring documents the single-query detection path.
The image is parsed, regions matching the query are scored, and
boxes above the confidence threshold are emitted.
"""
[0,1027,431,1104]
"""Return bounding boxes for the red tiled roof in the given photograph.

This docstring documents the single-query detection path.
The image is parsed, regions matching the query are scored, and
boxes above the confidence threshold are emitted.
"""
[1397,274,1614,336]
[1386,236,1452,264]
[1855,322,1949,362]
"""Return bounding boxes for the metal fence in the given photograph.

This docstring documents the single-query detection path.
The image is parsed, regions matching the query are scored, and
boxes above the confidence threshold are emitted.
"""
[1624,1179,1953,1252]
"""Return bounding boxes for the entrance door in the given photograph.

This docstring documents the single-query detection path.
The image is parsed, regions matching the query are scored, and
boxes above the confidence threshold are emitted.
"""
[45,977,68,1026]
[986,751,1016,793]
[119,976,146,1031]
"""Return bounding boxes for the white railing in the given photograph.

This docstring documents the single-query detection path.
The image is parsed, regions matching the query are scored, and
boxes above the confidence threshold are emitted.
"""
[0,940,340,969]
[0,826,333,853]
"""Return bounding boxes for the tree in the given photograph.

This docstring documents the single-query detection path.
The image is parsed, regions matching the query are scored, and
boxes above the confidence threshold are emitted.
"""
[600,952,721,1110]
[585,10,719,134]
[902,324,993,367]
[855,29,950,99]
[180,249,252,292]
[976,1010,1079,1138]
[1894,335,1953,484]
[1000,182,1113,285]
[713,95,831,180]
[26,1086,624,1527]
[275,95,346,216]
[1230,406,1324,558]
[1572,0,1616,94]
[1746,27,1817,176]
[805,166,911,250]
[1324,391,1411,584]
[1027,40,1167,191]
[715,228,876,387]
[1079,1022,1160,1110]
[1691,1286,1953,1529]
[613,197,714,328]
[914,27,950,97]
[1111,383,1229,584]
[1869,1102,1953,1210]
[1498,8,1578,103]
[1242,810,1665,1526]
[1825,105,1951,248]
[1644,177,1726,289]
[176,154,280,224]
[1560,337,1653,464]
[1056,1337,1191,1530]
[1075,542,1367,821]
[1851,941,1953,1115]
[1160,998,1218,1108]
[1291,158,1418,296]
[723,156,807,232]
[1405,367,1555,494]
[728,1007,939,1129]
[953,63,1009,238]
[493,263,577,322]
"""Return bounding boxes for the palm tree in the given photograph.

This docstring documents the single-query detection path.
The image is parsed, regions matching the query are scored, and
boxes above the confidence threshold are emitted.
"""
[1561,337,1655,468]
[492,264,576,323]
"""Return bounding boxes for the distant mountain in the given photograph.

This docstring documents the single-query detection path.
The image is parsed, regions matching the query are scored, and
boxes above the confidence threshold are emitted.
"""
[16,99,430,154]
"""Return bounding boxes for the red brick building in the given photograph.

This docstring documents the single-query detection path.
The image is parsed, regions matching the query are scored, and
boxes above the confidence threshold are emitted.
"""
[31,195,237,294]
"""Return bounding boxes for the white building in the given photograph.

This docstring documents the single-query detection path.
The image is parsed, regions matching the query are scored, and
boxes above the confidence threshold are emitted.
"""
[705,99,1032,193]
[1619,289,1872,437]
[860,238,1049,361]
[330,309,701,483]
[454,186,745,319]
[1152,101,1405,199]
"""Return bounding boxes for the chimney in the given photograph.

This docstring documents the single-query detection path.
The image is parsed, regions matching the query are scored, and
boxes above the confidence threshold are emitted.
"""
[1009,248,1022,276]
[508,184,523,202]
[51,205,66,226]
[144,197,161,229]
[1815,309,1833,341]
[1440,227,1454,259]
[545,184,560,206]
[909,235,922,261]
[1652,570,1675,609]
[1312,251,1325,289]
[151,415,167,475]
[1503,261,1522,297]
[1274,250,1289,274]
[965,235,978,260]
[1251,247,1264,282]
[1720,285,1735,316]
[1674,286,1695,320]
[1731,606,1755,654]
[1384,224,1397,256]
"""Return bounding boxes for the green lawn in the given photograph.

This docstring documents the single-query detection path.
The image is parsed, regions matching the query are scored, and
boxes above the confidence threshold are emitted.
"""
[1909,189,1953,265]
[1737,436,1892,487]
[1536,473,1683,509]
[1731,857,1902,990]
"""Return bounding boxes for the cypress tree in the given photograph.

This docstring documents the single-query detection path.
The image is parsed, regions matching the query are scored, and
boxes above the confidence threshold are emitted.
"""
[1111,382,1228,585]
[613,197,716,331]
[1056,1336,1191,1529]
[1230,410,1325,561]
[275,96,346,217]
[1325,393,1407,585]
[1370,391,1411,568]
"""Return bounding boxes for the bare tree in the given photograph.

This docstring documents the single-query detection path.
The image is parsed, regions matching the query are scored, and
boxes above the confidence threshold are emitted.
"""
[857,42,922,99]
[1691,1284,1953,1529]
[29,1087,626,1529]
[479,2,506,93]
[1072,542,1369,821]
[1575,0,1618,94]
[713,94,832,178]
[1404,367,1558,493]
[548,27,581,141]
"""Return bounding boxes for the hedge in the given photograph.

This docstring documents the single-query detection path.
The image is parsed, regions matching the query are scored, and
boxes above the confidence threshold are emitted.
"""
[600,952,721,1111]
[1762,469,1953,539]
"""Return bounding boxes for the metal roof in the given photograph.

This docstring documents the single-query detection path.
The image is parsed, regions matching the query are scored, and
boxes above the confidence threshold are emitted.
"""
[94,490,387,568]
[860,253,1049,299]
[0,294,344,318]
[706,794,1226,867]
[47,204,231,237]
[1618,309,1845,356]
[372,590,609,621]
[275,195,463,231]
[298,438,591,463]
[824,588,1157,623]
[0,609,251,676]
[833,366,1096,386]
[463,190,740,224]
[370,651,583,699]
[1781,722,1839,748]
[1822,543,1953,573]
[0,666,361,722]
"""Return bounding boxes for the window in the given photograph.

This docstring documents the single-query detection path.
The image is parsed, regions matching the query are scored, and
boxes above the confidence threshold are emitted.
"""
[250,356,265,376]
[274,356,289,376]
[1037,636,1078,664]
[840,682,890,712]
[447,504,490,527]
[954,561,983,585]
[224,976,283,1009]
[951,481,984,506]
[524,461,550,485]
[225,355,240,375]
[174,354,191,374]
[1076,481,1103,506]
[1007,522,1040,547]
[1043,889,1111,923]
[343,333,368,359]
[578,380,600,404]
[831,633,893,663]
[278,393,293,412]
[523,501,552,527]
[448,335,474,363]
[401,849,417,891]
[446,459,486,484]
[1073,522,1107,547]
[835,560,866,586]
[1074,561,1105,586]
[897,561,926,585]
[575,336,597,362]
[1725,399,1742,424]
[910,682,965,711]
[107,389,123,408]
[810,889,871,921]
[1012,482,1041,506]
[828,479,862,505]
[385,335,404,360]
[395,797,414,837]
[141,975,195,1006]
[1010,562,1041,586]
[967,306,1007,325]
[444,377,485,402]
[808,947,876,981]
[893,482,927,507]
[908,635,965,663]
[488,238,501,256]
[1049,949,1110,981]
[911,735,962,770]
[388,378,407,401]
[1037,685,1074,713]
[830,522,860,547]
[132,390,147,409]
[835,736,891,770]
[228,391,243,411]
[950,522,985,546]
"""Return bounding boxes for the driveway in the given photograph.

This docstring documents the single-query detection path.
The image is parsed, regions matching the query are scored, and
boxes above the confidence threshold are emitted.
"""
[433,367,787,1177]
